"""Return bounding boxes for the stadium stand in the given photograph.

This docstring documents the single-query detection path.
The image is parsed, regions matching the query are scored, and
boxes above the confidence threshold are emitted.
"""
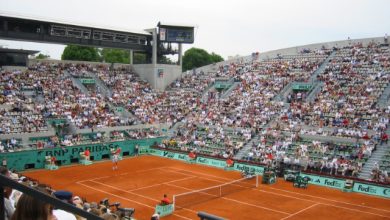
[0,39,389,220]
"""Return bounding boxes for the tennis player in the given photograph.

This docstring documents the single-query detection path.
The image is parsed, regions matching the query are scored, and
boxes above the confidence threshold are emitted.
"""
[111,148,121,170]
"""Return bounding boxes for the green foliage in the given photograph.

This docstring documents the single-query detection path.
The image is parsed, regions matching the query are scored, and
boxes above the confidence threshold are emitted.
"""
[61,45,101,62]
[182,48,224,71]
[210,52,224,63]
[158,55,175,64]
[133,53,147,64]
[35,53,50,59]
[101,48,130,64]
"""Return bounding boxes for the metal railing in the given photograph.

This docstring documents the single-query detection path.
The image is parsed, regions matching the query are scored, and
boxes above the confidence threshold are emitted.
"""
[0,174,103,220]
[198,211,225,220]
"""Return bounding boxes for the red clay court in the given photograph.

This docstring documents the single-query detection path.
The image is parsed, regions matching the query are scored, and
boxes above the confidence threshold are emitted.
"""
[25,156,390,220]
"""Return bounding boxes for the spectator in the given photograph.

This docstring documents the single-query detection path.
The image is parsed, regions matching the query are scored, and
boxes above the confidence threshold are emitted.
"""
[11,188,56,220]
[160,194,170,206]
[52,190,77,220]
[1,167,14,220]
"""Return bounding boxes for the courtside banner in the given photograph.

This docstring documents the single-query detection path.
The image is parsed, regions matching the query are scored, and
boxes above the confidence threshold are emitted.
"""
[303,174,345,190]
[150,149,188,161]
[173,153,188,161]
[196,157,226,168]
[149,149,165,157]
[353,182,390,198]
[234,163,264,175]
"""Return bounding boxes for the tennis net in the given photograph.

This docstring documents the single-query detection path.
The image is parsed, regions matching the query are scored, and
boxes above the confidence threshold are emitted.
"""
[173,175,258,210]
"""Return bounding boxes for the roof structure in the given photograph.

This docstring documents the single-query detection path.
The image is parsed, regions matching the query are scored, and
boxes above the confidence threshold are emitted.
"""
[0,10,151,36]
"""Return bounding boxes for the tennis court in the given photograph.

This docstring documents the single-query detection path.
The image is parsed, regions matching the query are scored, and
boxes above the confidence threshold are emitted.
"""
[25,155,390,220]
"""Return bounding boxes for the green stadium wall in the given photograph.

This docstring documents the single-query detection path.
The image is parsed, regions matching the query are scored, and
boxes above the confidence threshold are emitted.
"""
[148,148,390,199]
[1,138,164,171]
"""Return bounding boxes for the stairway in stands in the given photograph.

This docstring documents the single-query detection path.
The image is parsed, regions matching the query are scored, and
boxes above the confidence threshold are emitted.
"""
[233,135,259,160]
[376,82,390,109]
[305,50,336,102]
[306,82,324,102]
[273,82,293,102]
[92,74,112,98]
[201,83,216,103]
[359,142,389,180]
[220,81,241,99]
[310,50,336,82]
[91,73,139,124]
[64,71,90,95]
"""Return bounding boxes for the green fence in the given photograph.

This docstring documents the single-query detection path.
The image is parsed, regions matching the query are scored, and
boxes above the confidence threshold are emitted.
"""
[146,148,390,199]
[302,174,345,190]
[1,138,164,171]
[353,182,390,198]
[4,143,389,199]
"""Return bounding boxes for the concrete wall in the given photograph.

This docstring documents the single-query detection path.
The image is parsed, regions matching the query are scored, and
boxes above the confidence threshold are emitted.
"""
[132,64,182,90]
[132,64,156,88]
[28,59,111,67]
[2,66,27,71]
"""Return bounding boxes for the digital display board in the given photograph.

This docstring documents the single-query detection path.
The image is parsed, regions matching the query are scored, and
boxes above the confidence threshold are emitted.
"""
[159,26,194,43]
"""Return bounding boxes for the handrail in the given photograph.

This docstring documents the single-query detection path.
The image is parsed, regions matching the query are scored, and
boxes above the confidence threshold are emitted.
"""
[198,211,225,220]
[0,174,103,220]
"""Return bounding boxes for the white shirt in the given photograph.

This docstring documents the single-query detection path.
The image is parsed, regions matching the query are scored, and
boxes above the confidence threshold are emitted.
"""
[53,209,77,220]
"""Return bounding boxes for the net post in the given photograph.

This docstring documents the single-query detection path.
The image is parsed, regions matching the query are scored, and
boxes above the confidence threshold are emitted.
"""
[173,195,176,211]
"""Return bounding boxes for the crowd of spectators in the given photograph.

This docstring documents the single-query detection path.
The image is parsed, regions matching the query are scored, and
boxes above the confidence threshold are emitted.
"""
[243,128,375,178]
[0,43,389,183]
[280,43,390,134]
[1,166,135,220]
[162,122,249,158]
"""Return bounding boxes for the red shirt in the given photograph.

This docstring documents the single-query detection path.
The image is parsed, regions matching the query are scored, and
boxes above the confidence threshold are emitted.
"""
[84,150,90,156]
[189,152,196,159]
[226,159,234,166]
[161,197,170,205]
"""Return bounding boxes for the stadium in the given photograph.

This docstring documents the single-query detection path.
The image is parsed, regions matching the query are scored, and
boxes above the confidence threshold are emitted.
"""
[1,1,390,220]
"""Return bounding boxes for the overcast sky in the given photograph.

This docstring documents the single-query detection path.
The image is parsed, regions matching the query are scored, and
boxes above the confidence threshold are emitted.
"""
[0,0,389,59]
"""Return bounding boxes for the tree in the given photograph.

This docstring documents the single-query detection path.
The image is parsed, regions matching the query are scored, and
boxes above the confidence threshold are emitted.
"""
[133,53,148,64]
[61,45,101,61]
[210,52,224,63]
[35,53,50,59]
[101,48,129,63]
[158,55,175,64]
[182,48,224,71]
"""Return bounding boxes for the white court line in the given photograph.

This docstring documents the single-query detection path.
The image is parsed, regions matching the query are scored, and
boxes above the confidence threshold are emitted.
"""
[280,203,319,220]
[76,181,192,220]
[89,179,198,215]
[267,186,390,214]
[165,182,291,216]
[127,176,196,192]
[167,167,390,213]
[168,167,232,181]
[77,166,169,183]
[165,168,390,218]
[135,166,169,173]
[77,181,155,207]
[78,175,110,183]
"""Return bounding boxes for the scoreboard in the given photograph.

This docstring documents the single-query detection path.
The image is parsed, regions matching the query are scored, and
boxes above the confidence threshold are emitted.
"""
[158,23,194,44]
